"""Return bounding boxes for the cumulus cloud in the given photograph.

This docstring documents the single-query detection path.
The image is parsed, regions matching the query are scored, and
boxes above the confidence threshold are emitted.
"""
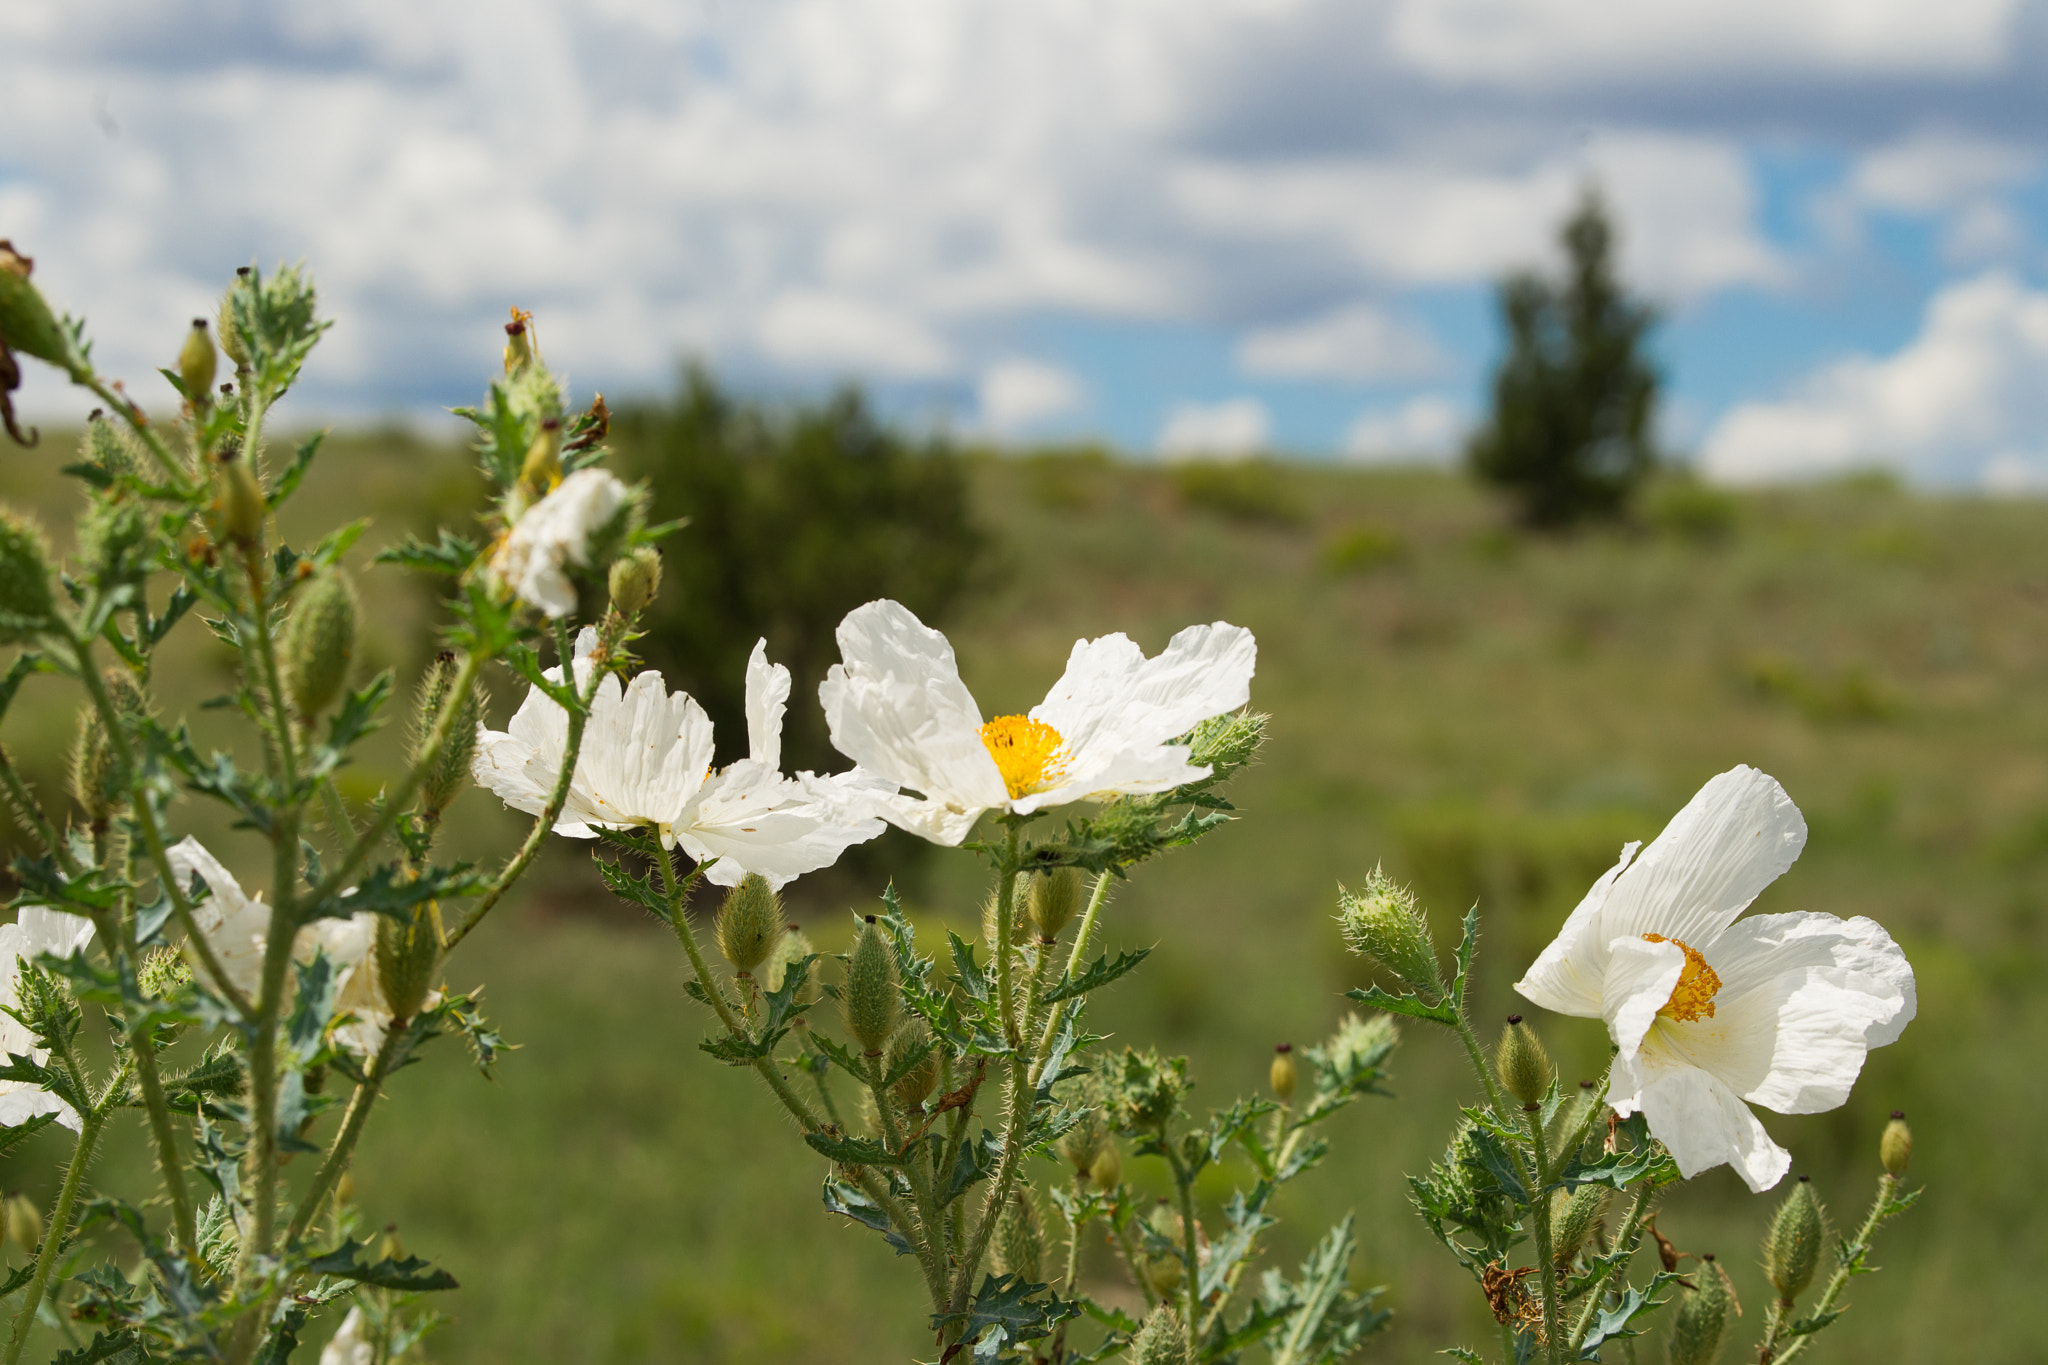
[1236,303,1448,381]
[1157,397,1271,461]
[976,359,1085,434]
[1343,395,1466,464]
[1700,272,2048,487]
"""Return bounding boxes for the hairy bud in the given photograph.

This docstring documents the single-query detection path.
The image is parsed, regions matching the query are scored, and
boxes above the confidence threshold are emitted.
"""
[411,652,482,817]
[215,277,250,369]
[178,319,217,405]
[1496,1016,1553,1109]
[1270,1043,1297,1104]
[503,313,535,374]
[1056,1079,1109,1176]
[764,926,818,1004]
[1088,1141,1122,1190]
[844,917,900,1055]
[982,889,1027,952]
[991,1187,1044,1285]
[77,492,151,594]
[1130,1306,1192,1365]
[1552,1184,1607,1266]
[888,1020,939,1110]
[1666,1254,1732,1365]
[1111,1048,1190,1133]
[1142,1204,1186,1297]
[69,670,146,822]
[0,510,57,643]
[607,546,662,619]
[214,451,265,546]
[138,945,191,1001]
[520,417,562,494]
[1337,866,1441,994]
[715,875,783,977]
[374,905,439,1023]
[1764,1177,1826,1303]
[282,570,358,720]
[1880,1111,1912,1177]
[1026,867,1083,941]
[2,1193,41,1262]
[0,241,70,367]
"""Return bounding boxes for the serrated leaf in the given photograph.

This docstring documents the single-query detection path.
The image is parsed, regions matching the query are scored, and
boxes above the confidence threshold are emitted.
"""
[822,1175,916,1258]
[376,529,482,576]
[268,431,324,507]
[1041,947,1150,1004]
[1555,1146,1676,1193]
[304,1237,459,1291]
[804,1130,909,1167]
[1343,983,1457,1026]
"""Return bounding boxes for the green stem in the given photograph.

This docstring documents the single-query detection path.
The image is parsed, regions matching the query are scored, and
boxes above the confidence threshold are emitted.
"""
[283,1023,411,1249]
[1521,1105,1565,1365]
[1168,1143,1202,1333]
[1030,871,1112,1062]
[1569,1180,1657,1349]
[1771,1174,1901,1365]
[4,1099,112,1365]
[1112,1208,1158,1311]
[131,1024,198,1265]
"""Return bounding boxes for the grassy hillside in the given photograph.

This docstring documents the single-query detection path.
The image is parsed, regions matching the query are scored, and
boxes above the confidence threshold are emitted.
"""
[1,439,2039,1362]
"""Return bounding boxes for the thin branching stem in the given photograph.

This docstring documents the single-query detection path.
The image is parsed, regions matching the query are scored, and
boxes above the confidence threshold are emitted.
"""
[284,1023,411,1248]
[3,1111,104,1365]
[1031,871,1112,1063]
[1569,1180,1658,1350]
[1521,1104,1565,1365]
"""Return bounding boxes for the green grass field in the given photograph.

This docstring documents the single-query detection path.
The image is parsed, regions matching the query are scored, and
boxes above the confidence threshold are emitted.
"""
[1,440,2040,1362]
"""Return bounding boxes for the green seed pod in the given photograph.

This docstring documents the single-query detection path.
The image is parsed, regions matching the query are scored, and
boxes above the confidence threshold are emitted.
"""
[216,283,250,369]
[1129,1306,1192,1365]
[178,318,217,405]
[1880,1111,1912,1177]
[715,874,783,977]
[411,652,483,817]
[0,242,71,368]
[2,1193,42,1261]
[1666,1254,1732,1365]
[1552,1184,1607,1266]
[68,671,145,822]
[991,1187,1044,1285]
[1026,867,1083,940]
[888,1020,939,1110]
[844,916,900,1054]
[1763,1176,1827,1303]
[607,546,662,619]
[214,451,265,546]
[0,510,57,643]
[764,926,818,1003]
[374,904,439,1022]
[1088,1140,1122,1190]
[1496,1016,1553,1109]
[520,416,562,493]
[1270,1043,1297,1104]
[282,570,358,720]
[1337,865,1442,994]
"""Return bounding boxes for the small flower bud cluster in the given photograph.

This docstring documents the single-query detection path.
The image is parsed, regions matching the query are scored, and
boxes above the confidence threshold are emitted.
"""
[1109,1048,1190,1133]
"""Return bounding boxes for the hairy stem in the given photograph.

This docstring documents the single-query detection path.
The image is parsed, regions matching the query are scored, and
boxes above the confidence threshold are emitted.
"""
[1030,871,1112,1061]
[1521,1105,1565,1365]
[1570,1180,1658,1349]
[80,373,192,491]
[3,1111,104,1365]
[131,1024,198,1265]
[284,1023,411,1249]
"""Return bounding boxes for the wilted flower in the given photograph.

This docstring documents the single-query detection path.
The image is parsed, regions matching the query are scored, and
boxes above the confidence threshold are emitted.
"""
[0,908,93,1129]
[818,599,1257,845]
[1515,765,1916,1192]
[472,630,886,887]
[488,467,629,617]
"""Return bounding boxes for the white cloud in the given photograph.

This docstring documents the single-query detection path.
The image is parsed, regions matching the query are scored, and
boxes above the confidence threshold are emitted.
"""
[1700,272,2048,487]
[755,292,954,377]
[1848,130,2036,214]
[1343,394,1466,464]
[1157,397,1271,461]
[976,359,1085,433]
[1236,303,1448,381]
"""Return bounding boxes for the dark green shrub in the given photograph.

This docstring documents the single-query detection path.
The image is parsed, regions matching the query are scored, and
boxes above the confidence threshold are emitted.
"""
[1172,459,1305,525]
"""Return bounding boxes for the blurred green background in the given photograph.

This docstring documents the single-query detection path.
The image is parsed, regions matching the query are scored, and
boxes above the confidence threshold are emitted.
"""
[0,417,2033,1363]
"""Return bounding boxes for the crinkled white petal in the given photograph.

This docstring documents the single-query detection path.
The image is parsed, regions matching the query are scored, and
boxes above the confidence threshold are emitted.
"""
[677,771,887,890]
[1031,621,1257,765]
[745,638,791,770]
[820,600,1006,842]
[320,1307,374,1365]
[168,837,271,997]
[0,910,94,1131]
[489,469,629,618]
[1620,1044,1792,1192]
[1600,935,1685,1063]
[1515,840,1641,1018]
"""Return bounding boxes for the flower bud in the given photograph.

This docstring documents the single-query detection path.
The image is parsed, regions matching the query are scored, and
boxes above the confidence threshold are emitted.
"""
[84,411,138,476]
[374,904,438,1023]
[1666,1254,1732,1365]
[1880,1111,1912,1177]
[1089,1140,1122,1189]
[1270,1043,1297,1104]
[178,319,217,405]
[519,417,562,493]
[214,451,265,546]
[764,925,818,1003]
[503,312,534,374]
[1142,1203,1186,1297]
[607,546,661,618]
[1496,1016,1553,1109]
[888,1020,939,1110]
[282,570,357,720]
[2,1193,42,1261]
[76,492,150,593]
[216,287,250,369]
[991,1187,1044,1285]
[982,889,1027,952]
[715,874,783,977]
[1026,868,1083,941]
[1552,1184,1607,1266]
[0,241,71,367]
[411,652,482,818]
[0,510,57,643]
[68,670,145,822]
[1111,1049,1189,1132]
[1337,866,1441,994]
[1763,1176,1826,1303]
[1057,1086,1108,1176]
[1130,1306,1192,1365]
[844,916,900,1055]
[138,945,190,1000]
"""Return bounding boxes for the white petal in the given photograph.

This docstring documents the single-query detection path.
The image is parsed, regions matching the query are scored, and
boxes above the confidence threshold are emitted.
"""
[1015,743,1210,813]
[1631,1046,1791,1192]
[1600,766,1808,949]
[745,639,791,770]
[1515,841,1640,1018]
[166,837,269,997]
[489,469,630,618]
[1600,935,1685,1063]
[16,908,93,958]
[1030,622,1257,768]
[0,1085,78,1133]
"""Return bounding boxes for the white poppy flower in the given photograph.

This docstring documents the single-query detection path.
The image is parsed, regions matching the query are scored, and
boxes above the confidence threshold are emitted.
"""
[0,908,95,1130]
[818,599,1257,846]
[471,630,886,887]
[1514,766,1916,1192]
[488,467,630,618]
[319,1307,372,1365]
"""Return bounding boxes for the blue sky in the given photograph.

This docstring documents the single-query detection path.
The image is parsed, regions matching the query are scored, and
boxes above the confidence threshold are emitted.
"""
[7,0,2048,485]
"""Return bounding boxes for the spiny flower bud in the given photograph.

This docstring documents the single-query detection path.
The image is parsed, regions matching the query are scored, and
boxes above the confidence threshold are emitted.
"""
[608,546,661,619]
[1089,1141,1122,1189]
[0,241,70,367]
[1270,1043,1297,1104]
[411,652,482,817]
[213,450,265,546]
[1552,1184,1607,1266]
[888,1020,939,1110]
[1763,1176,1826,1303]
[991,1187,1044,1285]
[138,945,191,1000]
[1666,1254,1732,1365]
[844,916,900,1055]
[374,904,439,1023]
[1880,1111,1912,1177]
[0,510,57,643]
[715,874,783,977]
[178,319,216,405]
[216,274,251,369]
[503,312,535,374]
[1496,1015,1553,1109]
[519,416,562,494]
[764,925,818,1003]
[1129,1305,1192,1365]
[76,493,150,592]
[1111,1048,1189,1132]
[84,411,138,475]
[1337,866,1441,994]
[1056,1081,1108,1176]
[68,670,145,822]
[1142,1203,1186,1297]
[282,570,358,721]
[2,1193,42,1261]
[1026,867,1083,941]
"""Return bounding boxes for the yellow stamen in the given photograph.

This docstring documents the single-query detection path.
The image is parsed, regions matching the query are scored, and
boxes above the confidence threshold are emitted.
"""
[980,715,1068,800]
[1642,933,1721,1022]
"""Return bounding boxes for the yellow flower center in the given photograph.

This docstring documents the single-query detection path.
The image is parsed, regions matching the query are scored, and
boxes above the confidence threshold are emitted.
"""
[1642,934,1721,1022]
[979,715,1069,800]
